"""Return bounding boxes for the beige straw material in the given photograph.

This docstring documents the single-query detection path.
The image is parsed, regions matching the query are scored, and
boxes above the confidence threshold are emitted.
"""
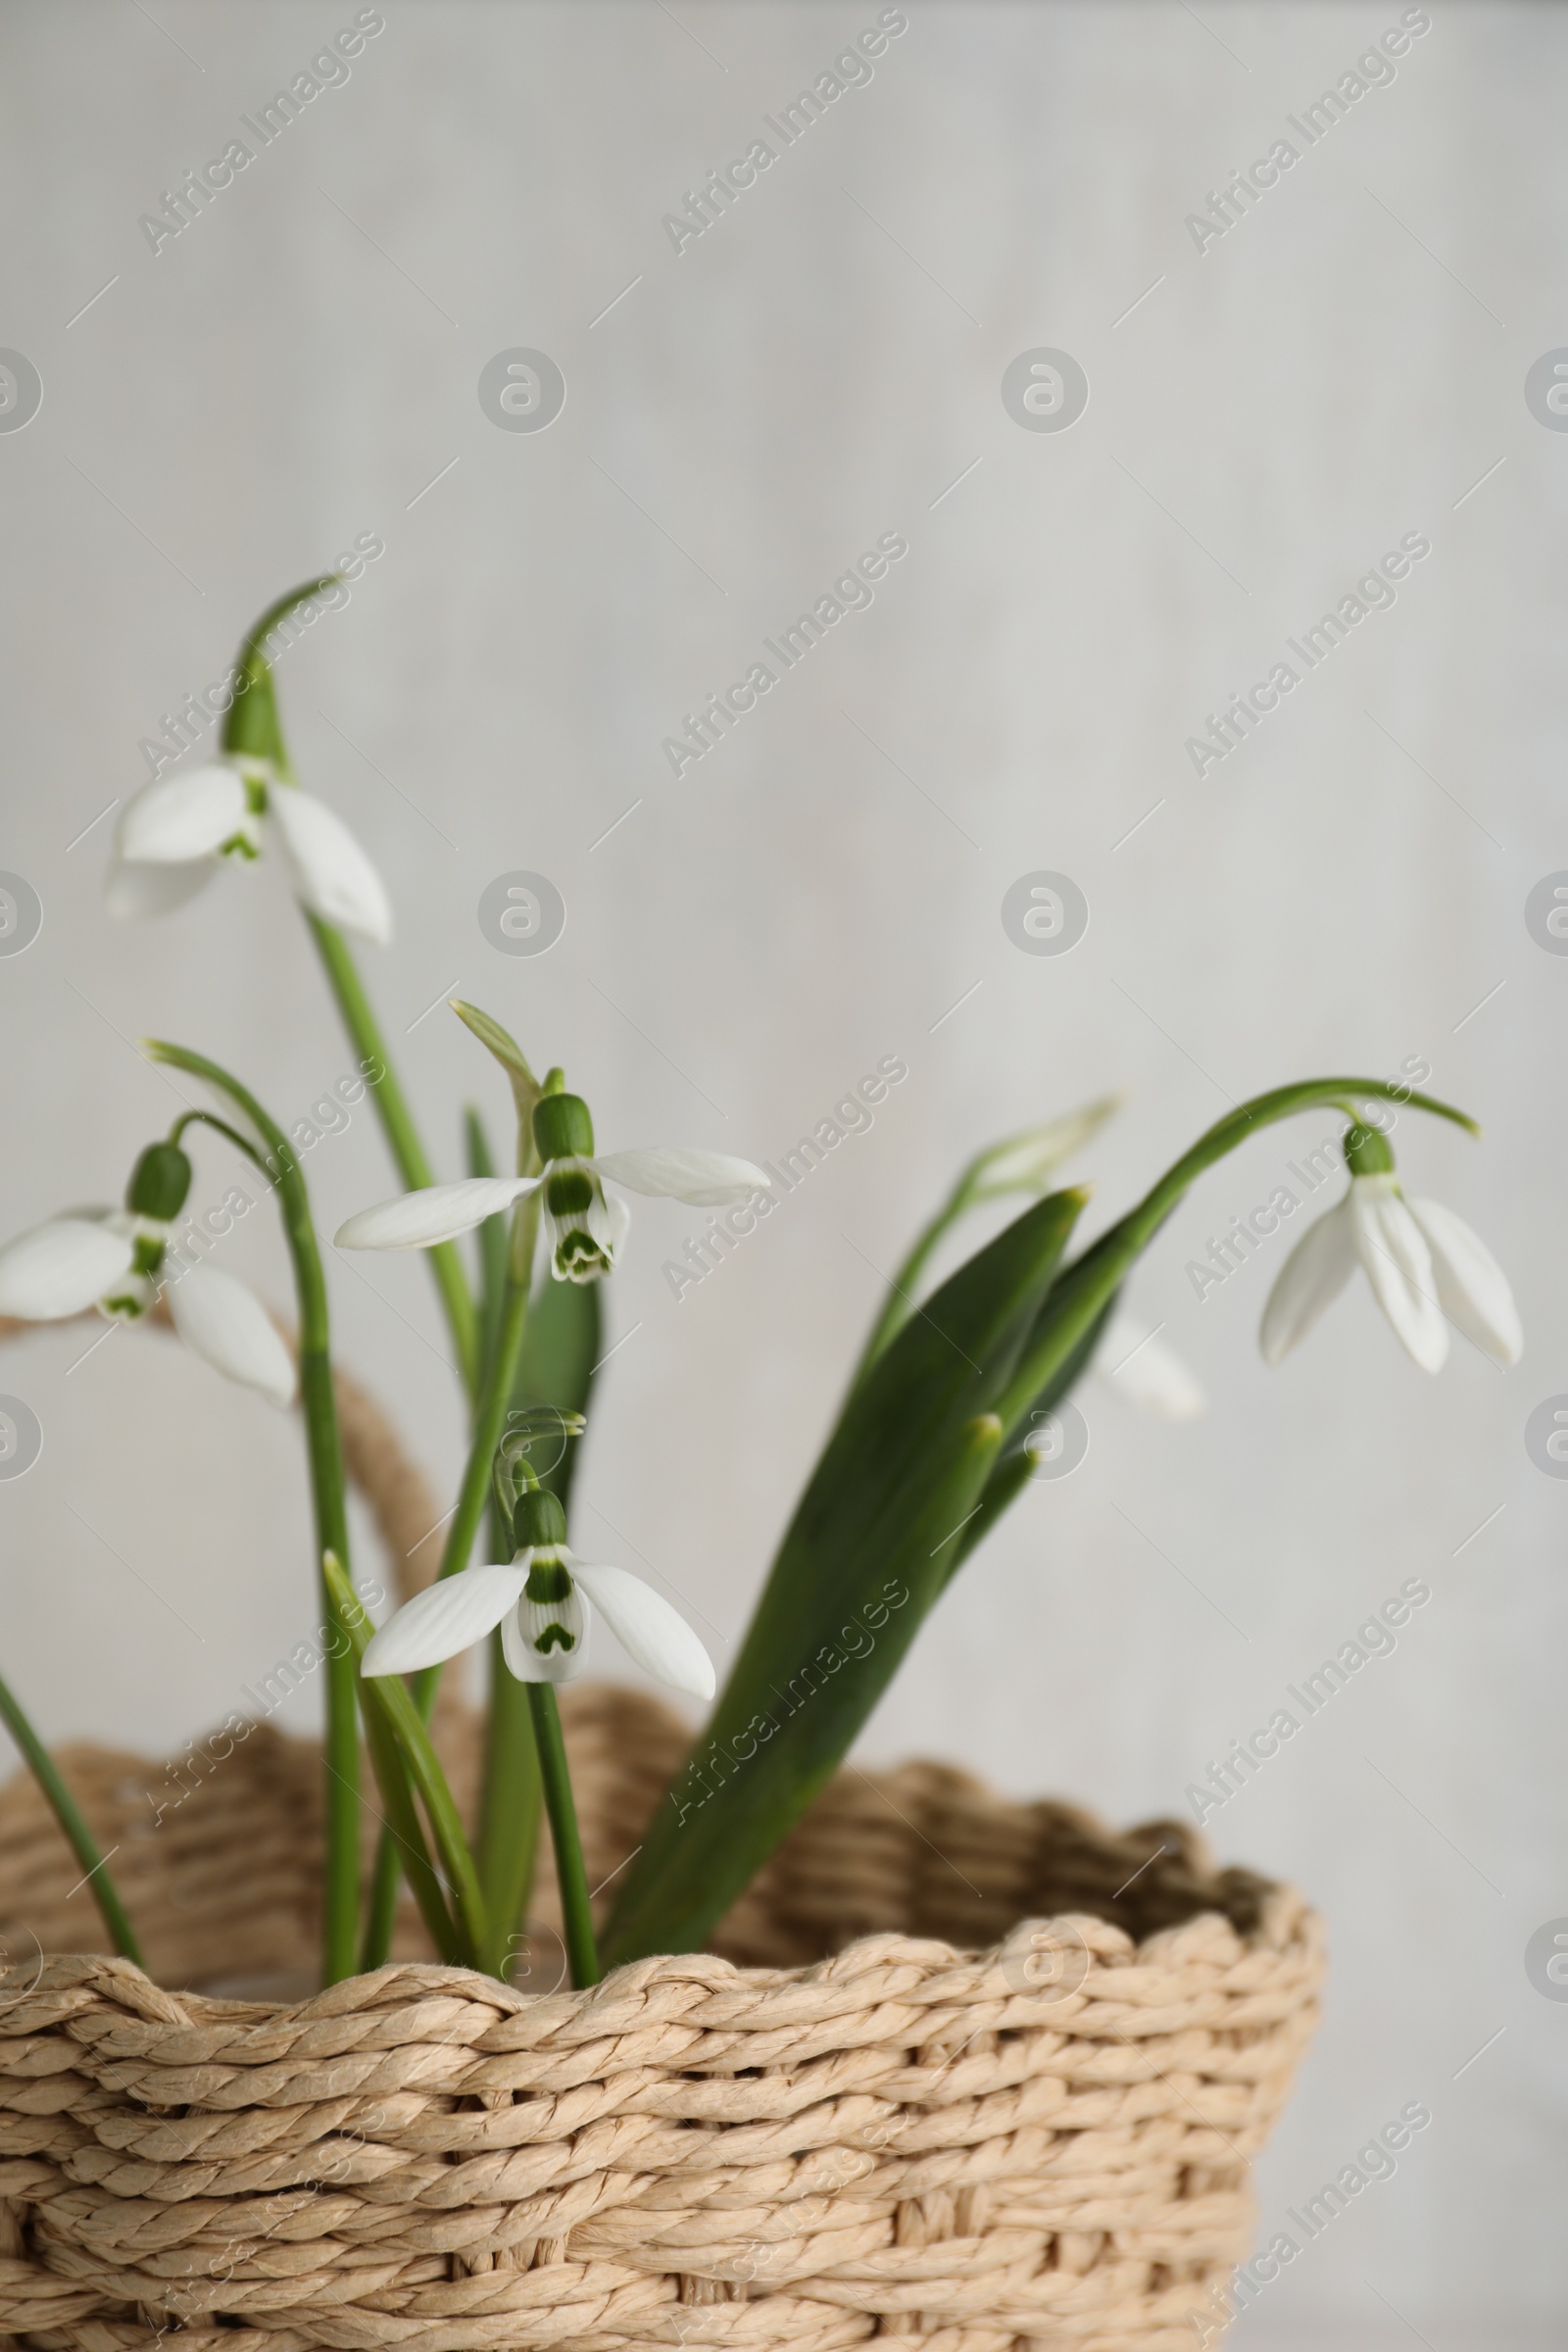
[0,1319,1323,2347]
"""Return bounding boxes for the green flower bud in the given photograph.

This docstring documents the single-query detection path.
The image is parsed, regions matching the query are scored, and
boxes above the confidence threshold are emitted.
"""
[125,1142,192,1221]
[1345,1119,1396,1178]
[534,1091,594,1163]
[514,1487,568,1552]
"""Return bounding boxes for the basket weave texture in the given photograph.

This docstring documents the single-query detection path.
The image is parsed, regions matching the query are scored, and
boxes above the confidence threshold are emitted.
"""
[0,1321,1322,2348]
[0,1686,1321,2352]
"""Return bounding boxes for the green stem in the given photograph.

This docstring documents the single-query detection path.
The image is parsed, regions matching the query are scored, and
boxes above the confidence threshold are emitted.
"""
[358,1203,539,1971]
[357,1695,463,1968]
[527,1684,599,1988]
[307,915,480,1400]
[218,578,481,1404]
[143,1039,360,1984]
[324,1553,487,1969]
[0,1671,145,1969]
[996,1075,1476,1441]
[476,1662,542,1976]
[852,1191,970,1384]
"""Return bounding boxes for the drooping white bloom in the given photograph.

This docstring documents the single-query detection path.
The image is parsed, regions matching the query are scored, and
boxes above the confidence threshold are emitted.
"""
[1093,1309,1206,1418]
[1260,1171,1521,1374]
[0,1146,295,1406]
[106,757,391,945]
[362,1544,714,1700]
[336,1089,767,1283]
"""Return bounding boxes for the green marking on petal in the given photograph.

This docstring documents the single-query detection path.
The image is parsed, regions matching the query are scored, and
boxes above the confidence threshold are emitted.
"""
[524,1557,572,1604]
[546,1167,595,1217]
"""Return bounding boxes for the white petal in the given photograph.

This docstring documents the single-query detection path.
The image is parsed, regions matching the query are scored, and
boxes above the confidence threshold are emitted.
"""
[503,1584,590,1683]
[165,1265,296,1404]
[105,850,217,919]
[570,1561,715,1700]
[593,1149,770,1206]
[1097,1312,1206,1419]
[119,765,248,862]
[1259,1196,1357,1366]
[0,1219,134,1319]
[1405,1197,1523,1368]
[968,1096,1121,1198]
[270,787,393,946]
[363,1562,529,1677]
[335,1176,536,1250]
[1350,1177,1447,1374]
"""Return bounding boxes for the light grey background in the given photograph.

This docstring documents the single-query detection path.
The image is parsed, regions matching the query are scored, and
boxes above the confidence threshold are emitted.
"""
[1,4,1563,2342]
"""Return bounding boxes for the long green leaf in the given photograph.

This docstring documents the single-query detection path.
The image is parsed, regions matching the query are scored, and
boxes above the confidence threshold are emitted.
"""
[602,1186,1086,1962]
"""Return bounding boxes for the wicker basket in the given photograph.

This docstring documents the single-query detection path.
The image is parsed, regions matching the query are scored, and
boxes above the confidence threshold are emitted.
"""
[0,1327,1323,2349]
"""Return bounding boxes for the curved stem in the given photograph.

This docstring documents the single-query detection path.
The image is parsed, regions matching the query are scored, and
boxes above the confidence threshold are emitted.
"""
[527,1684,599,1988]
[219,581,481,1403]
[168,1108,270,1173]
[0,1670,145,1969]
[996,1075,1476,1439]
[142,1038,361,1983]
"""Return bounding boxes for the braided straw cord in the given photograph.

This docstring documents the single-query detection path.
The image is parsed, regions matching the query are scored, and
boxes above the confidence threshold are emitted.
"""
[0,1317,1323,2347]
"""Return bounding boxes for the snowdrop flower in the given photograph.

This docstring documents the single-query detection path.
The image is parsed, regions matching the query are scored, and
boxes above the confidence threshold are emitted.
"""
[0,1141,296,1405]
[1260,1125,1521,1375]
[1094,1309,1206,1418]
[362,1489,713,1698]
[106,757,391,945]
[336,1088,767,1283]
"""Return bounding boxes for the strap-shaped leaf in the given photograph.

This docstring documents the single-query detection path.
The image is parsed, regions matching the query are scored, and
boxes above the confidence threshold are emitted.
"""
[603,1186,1085,1962]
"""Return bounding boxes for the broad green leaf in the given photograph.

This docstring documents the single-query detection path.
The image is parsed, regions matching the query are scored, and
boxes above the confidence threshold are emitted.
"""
[602,1186,1085,1963]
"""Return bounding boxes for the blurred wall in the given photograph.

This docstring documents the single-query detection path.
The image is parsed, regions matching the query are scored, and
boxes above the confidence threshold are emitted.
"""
[1,4,1563,2342]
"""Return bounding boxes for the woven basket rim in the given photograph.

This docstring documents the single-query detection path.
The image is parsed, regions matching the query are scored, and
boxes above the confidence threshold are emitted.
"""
[0,1718,1314,2040]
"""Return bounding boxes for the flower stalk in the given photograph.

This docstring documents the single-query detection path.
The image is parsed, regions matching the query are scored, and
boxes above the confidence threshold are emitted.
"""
[143,1039,362,1983]
[219,583,481,1400]
[355,1034,547,1970]
[0,1670,144,1969]
[526,1682,599,1988]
